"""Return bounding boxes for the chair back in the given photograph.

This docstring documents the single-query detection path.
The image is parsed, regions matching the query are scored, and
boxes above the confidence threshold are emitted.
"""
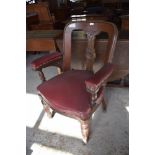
[63,21,118,72]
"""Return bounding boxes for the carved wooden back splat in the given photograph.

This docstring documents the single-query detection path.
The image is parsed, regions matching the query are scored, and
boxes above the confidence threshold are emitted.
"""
[63,21,118,72]
[85,30,99,71]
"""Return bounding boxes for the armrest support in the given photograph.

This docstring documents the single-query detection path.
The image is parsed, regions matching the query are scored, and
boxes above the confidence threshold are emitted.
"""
[85,63,115,93]
[31,52,63,71]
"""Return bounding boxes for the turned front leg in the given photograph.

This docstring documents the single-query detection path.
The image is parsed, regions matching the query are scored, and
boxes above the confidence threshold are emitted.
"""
[80,120,90,144]
[42,102,55,118]
[39,95,55,118]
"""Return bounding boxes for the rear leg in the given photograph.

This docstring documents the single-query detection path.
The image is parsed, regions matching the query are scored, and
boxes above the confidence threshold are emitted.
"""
[101,97,107,111]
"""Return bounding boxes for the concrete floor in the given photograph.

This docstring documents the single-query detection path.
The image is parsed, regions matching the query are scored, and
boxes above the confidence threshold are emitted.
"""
[26,53,129,155]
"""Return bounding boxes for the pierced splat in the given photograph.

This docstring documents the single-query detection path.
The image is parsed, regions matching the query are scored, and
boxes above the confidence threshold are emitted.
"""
[85,30,100,71]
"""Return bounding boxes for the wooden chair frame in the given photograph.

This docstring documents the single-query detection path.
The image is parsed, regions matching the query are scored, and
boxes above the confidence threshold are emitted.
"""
[31,21,118,144]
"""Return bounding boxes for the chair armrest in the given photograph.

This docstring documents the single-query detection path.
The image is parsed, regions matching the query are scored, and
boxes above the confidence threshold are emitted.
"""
[85,63,115,92]
[31,52,63,70]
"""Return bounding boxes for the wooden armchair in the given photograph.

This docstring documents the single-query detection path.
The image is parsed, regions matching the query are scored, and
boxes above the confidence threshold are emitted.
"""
[31,21,118,143]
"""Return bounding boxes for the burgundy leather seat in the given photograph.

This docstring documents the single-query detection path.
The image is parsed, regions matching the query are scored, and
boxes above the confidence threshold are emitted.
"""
[37,70,103,120]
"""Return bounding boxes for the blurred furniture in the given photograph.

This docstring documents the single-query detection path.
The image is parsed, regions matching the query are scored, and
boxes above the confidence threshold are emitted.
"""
[26,2,54,30]
[120,15,129,31]
[26,12,39,24]
[31,21,118,143]
[52,6,70,29]
[26,30,63,52]
[71,14,108,22]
